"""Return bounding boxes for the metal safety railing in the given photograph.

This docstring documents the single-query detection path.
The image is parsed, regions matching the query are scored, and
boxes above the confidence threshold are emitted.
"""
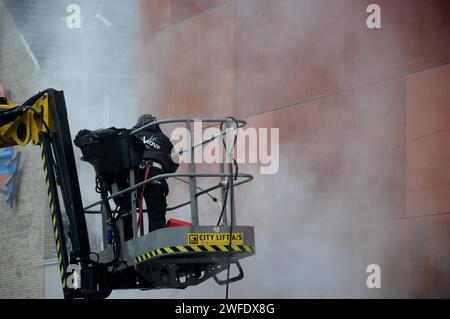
[83,117,253,239]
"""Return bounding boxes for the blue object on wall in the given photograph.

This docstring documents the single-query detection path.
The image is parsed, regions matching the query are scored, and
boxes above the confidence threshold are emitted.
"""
[0,147,21,208]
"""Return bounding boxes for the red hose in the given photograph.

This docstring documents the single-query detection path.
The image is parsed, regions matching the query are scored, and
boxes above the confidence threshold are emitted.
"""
[136,163,150,232]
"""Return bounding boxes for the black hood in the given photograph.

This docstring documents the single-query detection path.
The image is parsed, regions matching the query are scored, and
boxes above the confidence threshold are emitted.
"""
[133,114,161,132]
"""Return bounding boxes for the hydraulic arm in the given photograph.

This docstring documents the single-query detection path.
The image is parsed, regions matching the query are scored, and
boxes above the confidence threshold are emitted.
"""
[1,89,92,298]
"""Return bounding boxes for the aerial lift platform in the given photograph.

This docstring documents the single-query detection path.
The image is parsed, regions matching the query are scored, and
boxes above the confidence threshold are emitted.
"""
[0,89,255,299]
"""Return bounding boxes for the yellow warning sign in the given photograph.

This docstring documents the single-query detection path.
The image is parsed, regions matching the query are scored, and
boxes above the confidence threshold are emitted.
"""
[188,233,244,245]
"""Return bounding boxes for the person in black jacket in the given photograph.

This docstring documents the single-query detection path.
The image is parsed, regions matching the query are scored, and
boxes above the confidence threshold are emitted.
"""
[132,114,178,233]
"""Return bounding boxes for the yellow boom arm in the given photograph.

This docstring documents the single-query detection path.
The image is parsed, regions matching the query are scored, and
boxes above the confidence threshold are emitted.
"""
[0,93,53,148]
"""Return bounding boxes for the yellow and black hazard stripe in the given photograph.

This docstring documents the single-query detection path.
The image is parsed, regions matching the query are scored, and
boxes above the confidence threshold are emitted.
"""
[135,245,254,264]
[40,141,66,289]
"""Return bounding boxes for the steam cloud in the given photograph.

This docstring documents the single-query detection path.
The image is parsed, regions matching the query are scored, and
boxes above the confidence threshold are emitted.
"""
[11,0,449,298]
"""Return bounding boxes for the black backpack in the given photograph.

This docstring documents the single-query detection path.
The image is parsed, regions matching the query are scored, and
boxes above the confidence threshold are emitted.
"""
[74,127,144,181]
